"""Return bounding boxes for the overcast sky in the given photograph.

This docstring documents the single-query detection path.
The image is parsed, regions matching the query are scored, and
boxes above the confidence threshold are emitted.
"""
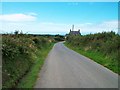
[0,2,118,35]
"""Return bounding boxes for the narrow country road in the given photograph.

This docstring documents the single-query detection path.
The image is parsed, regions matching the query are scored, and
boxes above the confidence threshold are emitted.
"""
[35,42,118,88]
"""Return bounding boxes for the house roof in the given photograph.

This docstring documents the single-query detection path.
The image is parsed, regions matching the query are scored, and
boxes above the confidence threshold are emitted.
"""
[69,31,80,35]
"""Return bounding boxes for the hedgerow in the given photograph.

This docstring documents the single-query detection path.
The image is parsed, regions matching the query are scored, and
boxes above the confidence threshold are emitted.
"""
[66,31,120,73]
[2,34,53,88]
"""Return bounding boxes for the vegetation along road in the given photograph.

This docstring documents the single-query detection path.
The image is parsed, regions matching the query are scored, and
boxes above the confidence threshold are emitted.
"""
[35,42,118,88]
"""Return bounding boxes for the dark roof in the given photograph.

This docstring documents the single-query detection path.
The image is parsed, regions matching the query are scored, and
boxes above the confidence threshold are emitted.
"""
[69,31,80,35]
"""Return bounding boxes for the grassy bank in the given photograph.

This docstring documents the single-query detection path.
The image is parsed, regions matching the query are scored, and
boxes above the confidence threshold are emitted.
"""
[65,31,119,74]
[65,42,118,74]
[2,34,55,88]
[17,43,54,88]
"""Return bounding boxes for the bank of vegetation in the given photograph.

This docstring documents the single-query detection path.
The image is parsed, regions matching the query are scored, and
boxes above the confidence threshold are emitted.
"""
[65,31,119,74]
[2,31,64,88]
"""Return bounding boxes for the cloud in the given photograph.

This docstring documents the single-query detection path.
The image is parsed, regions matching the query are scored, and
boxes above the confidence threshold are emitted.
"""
[0,14,37,22]
[101,20,118,29]
[28,12,38,16]
[66,20,118,34]
[0,20,118,35]
[0,22,70,34]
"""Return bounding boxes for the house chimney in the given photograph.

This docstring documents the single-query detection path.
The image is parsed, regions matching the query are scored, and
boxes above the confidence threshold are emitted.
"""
[72,25,74,31]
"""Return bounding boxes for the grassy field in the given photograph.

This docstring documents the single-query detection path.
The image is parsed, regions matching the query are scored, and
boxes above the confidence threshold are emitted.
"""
[17,43,54,88]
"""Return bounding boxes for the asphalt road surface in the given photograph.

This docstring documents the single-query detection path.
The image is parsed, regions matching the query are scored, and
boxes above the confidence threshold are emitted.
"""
[35,42,118,88]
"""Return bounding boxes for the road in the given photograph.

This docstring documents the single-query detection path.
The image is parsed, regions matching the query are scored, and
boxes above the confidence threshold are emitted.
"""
[35,42,118,88]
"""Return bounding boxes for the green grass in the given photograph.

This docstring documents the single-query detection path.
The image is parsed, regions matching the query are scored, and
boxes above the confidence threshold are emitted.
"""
[64,42,118,74]
[17,43,54,88]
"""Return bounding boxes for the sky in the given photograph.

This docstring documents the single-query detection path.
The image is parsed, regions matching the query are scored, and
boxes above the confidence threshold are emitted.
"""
[0,2,118,35]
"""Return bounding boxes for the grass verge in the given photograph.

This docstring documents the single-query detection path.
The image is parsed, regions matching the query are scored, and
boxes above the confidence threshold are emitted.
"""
[17,43,54,88]
[64,42,118,74]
